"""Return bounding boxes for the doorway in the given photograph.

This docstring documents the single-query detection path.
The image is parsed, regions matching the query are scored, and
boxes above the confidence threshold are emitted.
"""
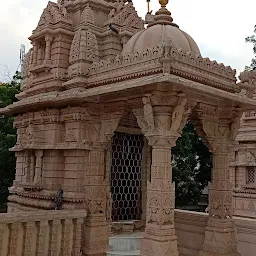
[110,131,144,221]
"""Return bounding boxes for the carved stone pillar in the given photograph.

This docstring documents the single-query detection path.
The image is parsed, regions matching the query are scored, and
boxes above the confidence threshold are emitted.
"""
[45,35,53,63]
[29,154,35,183]
[82,108,124,256]
[34,150,43,184]
[141,137,178,256]
[82,147,109,256]
[196,105,241,256]
[133,93,194,256]
[32,42,38,66]
[200,149,240,256]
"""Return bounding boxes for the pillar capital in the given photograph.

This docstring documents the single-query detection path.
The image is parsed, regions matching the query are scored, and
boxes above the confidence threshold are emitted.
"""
[45,35,53,43]
[146,135,178,148]
[194,105,242,153]
[133,93,195,147]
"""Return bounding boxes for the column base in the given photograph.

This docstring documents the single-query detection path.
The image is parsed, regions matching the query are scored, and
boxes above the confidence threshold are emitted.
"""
[81,215,109,256]
[141,233,178,256]
[200,219,240,256]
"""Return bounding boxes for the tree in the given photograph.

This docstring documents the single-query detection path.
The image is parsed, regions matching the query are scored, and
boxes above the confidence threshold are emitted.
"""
[245,25,256,70]
[172,120,212,208]
[0,72,20,209]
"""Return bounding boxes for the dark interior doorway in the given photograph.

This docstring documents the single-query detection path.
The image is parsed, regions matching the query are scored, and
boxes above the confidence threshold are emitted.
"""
[110,132,144,221]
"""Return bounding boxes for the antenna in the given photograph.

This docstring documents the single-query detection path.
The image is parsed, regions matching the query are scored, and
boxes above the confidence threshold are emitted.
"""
[20,44,26,64]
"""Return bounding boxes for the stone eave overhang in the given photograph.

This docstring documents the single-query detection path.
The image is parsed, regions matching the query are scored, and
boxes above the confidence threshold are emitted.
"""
[29,27,74,41]
[1,74,256,115]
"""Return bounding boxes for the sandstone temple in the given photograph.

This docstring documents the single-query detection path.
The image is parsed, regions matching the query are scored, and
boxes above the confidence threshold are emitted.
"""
[1,0,256,255]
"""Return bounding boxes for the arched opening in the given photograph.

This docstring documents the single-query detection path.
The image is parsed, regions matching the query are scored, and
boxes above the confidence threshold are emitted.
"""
[172,120,212,212]
[111,131,144,221]
[109,112,148,223]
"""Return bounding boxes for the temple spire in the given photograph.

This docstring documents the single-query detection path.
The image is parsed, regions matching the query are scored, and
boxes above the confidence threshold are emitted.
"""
[148,0,176,27]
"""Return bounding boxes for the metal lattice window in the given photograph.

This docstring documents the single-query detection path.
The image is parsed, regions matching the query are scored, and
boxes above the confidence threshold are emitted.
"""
[247,167,256,184]
[111,132,144,221]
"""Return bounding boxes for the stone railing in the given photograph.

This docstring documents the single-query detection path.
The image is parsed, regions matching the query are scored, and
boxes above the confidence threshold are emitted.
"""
[175,209,256,256]
[0,210,86,256]
[88,43,238,93]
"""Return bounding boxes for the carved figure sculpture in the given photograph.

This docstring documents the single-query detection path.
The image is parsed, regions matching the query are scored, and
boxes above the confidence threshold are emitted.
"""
[108,0,125,19]
[170,97,187,133]
[57,0,67,17]
[142,96,155,130]
[162,37,173,58]
[55,189,64,210]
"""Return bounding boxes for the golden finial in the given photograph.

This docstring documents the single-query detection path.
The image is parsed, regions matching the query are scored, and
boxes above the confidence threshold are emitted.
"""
[159,0,169,8]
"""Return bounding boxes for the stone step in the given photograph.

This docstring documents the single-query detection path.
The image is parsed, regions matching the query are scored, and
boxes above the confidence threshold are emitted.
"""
[109,232,142,252]
[107,250,140,256]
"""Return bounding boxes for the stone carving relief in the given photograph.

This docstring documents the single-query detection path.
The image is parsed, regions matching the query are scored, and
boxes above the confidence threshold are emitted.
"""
[88,200,104,215]
[108,0,125,19]
[160,37,174,73]
[100,111,124,147]
[108,1,144,30]
[37,1,69,29]
[65,129,77,142]
[57,0,68,18]
[170,97,189,134]
[81,3,95,24]
[89,41,237,91]
[142,95,155,131]
[68,28,99,78]
[147,194,174,226]
[246,151,256,162]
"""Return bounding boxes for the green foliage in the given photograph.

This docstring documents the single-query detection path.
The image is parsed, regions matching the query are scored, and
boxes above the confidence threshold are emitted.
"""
[0,72,20,209]
[245,25,256,71]
[172,121,212,207]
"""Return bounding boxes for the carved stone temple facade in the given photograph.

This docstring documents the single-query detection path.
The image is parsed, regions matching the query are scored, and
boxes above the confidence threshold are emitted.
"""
[233,70,256,219]
[2,0,256,256]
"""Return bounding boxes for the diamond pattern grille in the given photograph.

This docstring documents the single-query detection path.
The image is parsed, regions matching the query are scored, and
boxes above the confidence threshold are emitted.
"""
[247,167,256,184]
[111,132,144,221]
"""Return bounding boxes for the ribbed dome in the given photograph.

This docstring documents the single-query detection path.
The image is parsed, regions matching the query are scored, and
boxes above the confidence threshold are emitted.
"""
[122,24,201,55]
[122,2,200,55]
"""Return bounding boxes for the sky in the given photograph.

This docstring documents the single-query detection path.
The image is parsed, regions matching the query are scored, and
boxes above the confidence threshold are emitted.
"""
[0,0,255,81]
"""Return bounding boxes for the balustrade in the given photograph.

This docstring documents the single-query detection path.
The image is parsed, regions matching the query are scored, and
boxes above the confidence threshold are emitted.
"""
[0,210,86,256]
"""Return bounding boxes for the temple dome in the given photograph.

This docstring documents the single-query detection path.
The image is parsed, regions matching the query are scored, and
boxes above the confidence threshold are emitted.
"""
[122,2,200,55]
[122,24,200,55]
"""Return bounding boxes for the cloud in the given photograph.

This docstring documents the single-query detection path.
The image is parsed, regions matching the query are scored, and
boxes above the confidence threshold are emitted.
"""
[0,0,255,80]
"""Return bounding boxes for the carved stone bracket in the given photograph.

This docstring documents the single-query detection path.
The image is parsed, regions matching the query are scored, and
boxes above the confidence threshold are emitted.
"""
[133,93,196,146]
